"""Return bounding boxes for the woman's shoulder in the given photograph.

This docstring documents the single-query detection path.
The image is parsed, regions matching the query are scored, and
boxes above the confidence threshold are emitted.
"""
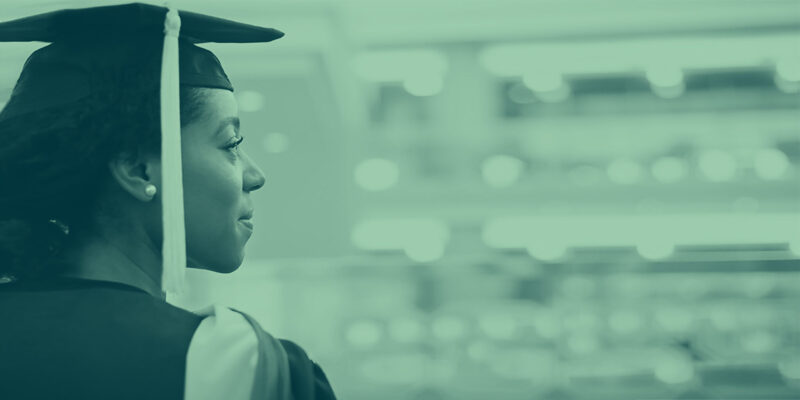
[186,305,337,400]
[0,277,202,399]
[0,276,203,341]
[278,338,337,400]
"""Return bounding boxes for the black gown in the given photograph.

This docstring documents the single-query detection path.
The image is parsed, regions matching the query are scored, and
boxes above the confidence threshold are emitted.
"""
[0,276,337,400]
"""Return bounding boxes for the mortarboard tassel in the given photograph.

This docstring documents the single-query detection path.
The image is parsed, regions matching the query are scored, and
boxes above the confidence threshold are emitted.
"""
[160,5,186,296]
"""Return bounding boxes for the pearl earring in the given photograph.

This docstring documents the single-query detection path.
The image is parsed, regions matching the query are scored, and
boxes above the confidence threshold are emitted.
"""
[144,184,157,197]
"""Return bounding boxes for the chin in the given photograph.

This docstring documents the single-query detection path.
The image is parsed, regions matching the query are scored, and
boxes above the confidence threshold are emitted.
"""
[186,254,244,274]
[210,262,242,274]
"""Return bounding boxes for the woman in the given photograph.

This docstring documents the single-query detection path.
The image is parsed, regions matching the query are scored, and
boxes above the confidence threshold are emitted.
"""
[0,3,337,399]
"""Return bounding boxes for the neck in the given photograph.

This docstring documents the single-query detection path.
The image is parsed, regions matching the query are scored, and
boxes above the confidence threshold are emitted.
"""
[59,226,165,300]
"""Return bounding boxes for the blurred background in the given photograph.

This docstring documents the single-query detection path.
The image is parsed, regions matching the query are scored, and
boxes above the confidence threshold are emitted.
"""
[2,0,800,398]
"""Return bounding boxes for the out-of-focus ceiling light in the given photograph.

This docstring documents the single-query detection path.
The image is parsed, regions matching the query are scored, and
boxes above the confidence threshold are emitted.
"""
[351,218,450,262]
[654,352,695,384]
[346,320,382,349]
[775,58,800,93]
[636,239,674,260]
[526,237,567,262]
[523,70,564,92]
[775,75,800,94]
[776,58,800,82]
[754,148,790,180]
[646,67,684,87]
[236,90,265,112]
[652,83,685,99]
[651,157,688,183]
[646,67,685,99]
[403,73,444,97]
[789,239,800,257]
[778,355,800,381]
[567,333,599,355]
[480,35,795,77]
[523,71,571,103]
[481,154,524,188]
[404,237,446,263]
[354,158,399,191]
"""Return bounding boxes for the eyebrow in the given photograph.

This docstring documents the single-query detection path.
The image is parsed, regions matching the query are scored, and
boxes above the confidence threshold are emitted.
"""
[215,117,240,137]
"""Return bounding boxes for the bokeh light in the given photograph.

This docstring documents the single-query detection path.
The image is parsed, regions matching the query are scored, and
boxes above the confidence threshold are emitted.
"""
[654,351,694,384]
[354,158,400,191]
[651,157,688,183]
[778,354,800,380]
[790,239,800,257]
[403,74,444,97]
[753,148,790,180]
[775,58,800,82]
[236,90,265,113]
[636,239,675,260]
[647,67,685,99]
[523,70,565,92]
[740,330,778,354]
[346,320,383,349]
[526,239,567,262]
[567,332,599,354]
[522,70,572,103]
[481,155,525,188]
[404,237,446,263]
[646,67,684,87]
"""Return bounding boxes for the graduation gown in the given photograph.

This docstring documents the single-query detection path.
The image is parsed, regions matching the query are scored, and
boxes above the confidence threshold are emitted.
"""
[0,276,337,400]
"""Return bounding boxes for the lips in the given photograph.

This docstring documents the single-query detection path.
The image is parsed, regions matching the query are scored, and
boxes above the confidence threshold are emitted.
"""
[239,219,254,230]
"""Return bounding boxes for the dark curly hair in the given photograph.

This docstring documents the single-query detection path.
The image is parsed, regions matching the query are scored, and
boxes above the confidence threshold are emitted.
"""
[0,85,207,281]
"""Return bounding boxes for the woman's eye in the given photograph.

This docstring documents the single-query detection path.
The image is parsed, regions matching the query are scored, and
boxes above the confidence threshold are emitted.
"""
[225,136,244,152]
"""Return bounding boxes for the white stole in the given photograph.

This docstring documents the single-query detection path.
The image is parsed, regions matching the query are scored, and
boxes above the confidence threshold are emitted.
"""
[184,305,292,400]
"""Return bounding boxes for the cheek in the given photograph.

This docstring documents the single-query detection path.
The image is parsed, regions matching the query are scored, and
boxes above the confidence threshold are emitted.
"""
[180,151,246,266]
[185,152,241,211]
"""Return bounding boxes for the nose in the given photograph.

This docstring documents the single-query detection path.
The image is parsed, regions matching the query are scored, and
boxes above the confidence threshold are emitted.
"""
[242,152,266,192]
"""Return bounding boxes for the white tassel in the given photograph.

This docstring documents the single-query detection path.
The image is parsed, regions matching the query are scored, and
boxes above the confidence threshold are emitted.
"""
[160,5,185,296]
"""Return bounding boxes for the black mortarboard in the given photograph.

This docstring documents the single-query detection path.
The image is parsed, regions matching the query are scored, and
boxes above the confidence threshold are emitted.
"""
[0,3,283,295]
[0,2,283,119]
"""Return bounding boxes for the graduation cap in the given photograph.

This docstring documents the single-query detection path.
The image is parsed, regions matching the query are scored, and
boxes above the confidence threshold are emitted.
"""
[0,3,283,295]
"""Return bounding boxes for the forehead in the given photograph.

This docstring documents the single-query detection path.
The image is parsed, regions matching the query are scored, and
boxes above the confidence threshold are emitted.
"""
[180,88,238,144]
[193,88,238,121]
[184,88,238,133]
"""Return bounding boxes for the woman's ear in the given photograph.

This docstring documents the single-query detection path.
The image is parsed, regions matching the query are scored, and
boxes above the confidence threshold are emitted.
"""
[107,153,161,202]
